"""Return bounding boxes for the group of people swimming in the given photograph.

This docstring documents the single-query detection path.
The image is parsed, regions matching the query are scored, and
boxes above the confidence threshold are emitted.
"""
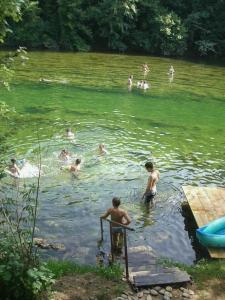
[101,161,160,251]
[8,132,159,254]
[127,63,175,91]
[8,128,109,178]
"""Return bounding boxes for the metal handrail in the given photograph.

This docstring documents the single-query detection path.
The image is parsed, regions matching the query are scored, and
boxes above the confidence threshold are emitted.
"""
[100,217,135,280]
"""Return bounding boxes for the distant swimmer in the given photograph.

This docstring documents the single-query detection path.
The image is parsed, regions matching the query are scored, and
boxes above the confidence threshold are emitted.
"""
[99,143,108,155]
[142,162,160,206]
[59,149,71,161]
[127,75,133,91]
[39,78,54,84]
[168,65,175,75]
[137,80,143,88]
[66,128,75,139]
[62,158,81,173]
[8,158,20,176]
[142,63,150,77]
[143,81,150,91]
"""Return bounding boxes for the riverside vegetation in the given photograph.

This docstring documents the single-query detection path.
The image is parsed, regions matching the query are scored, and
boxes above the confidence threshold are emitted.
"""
[1,0,225,58]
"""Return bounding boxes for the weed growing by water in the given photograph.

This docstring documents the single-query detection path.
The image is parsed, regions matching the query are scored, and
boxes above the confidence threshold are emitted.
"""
[46,259,123,280]
[159,258,225,287]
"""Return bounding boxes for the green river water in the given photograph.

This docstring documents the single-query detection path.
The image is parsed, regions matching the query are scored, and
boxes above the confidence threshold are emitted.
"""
[0,51,225,264]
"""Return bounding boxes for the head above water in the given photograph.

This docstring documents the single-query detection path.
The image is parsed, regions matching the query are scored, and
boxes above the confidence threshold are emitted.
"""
[145,161,154,171]
[11,158,16,164]
[75,158,81,165]
[112,197,121,208]
[99,143,105,149]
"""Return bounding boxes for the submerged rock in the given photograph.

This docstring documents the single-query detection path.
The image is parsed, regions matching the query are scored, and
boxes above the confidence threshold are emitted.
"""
[34,238,65,250]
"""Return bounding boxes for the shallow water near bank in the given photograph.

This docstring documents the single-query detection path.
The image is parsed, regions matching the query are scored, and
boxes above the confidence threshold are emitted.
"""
[0,51,225,265]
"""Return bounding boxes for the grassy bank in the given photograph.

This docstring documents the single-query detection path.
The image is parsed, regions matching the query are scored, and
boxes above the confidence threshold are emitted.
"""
[161,258,225,288]
[46,260,123,280]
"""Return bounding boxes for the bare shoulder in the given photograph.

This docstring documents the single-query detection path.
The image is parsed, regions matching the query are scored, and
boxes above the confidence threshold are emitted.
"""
[120,208,128,215]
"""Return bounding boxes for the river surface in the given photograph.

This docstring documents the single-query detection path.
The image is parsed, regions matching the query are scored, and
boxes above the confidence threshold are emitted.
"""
[0,52,225,265]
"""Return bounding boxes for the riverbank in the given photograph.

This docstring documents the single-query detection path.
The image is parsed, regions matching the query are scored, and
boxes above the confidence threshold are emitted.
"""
[47,259,225,300]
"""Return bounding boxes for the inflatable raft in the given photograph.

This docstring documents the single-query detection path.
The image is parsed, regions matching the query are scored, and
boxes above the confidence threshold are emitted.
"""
[196,216,225,248]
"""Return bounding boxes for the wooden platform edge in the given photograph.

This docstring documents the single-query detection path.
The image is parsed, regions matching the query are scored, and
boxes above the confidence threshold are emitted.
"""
[182,185,225,259]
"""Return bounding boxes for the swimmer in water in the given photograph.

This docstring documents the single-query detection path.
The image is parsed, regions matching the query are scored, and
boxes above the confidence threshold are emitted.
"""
[143,81,150,91]
[99,144,108,155]
[8,158,20,176]
[168,65,175,83]
[137,80,143,89]
[142,63,150,77]
[59,149,70,161]
[66,128,75,139]
[142,162,160,206]
[127,75,133,91]
[69,158,81,172]
[168,65,175,75]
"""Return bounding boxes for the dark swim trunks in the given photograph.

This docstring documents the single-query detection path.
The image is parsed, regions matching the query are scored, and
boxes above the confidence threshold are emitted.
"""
[112,227,123,234]
[145,191,156,203]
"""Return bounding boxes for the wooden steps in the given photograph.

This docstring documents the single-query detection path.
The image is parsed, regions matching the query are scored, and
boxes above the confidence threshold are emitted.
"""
[128,246,190,288]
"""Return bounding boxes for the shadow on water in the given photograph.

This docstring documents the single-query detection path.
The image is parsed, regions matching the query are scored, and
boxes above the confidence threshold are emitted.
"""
[181,202,209,262]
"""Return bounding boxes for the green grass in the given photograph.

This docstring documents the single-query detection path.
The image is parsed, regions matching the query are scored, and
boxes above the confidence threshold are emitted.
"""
[159,258,225,287]
[46,260,123,281]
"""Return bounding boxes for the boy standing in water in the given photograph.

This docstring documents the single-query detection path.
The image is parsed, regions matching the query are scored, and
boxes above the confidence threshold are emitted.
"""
[9,158,20,176]
[142,162,160,205]
[101,197,131,250]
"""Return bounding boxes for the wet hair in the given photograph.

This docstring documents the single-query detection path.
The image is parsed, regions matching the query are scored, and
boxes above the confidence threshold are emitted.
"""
[75,159,81,165]
[11,158,16,164]
[145,162,154,170]
[112,197,121,207]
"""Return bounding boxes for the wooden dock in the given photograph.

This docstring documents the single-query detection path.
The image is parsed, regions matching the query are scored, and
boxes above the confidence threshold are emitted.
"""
[183,186,225,258]
[128,246,190,288]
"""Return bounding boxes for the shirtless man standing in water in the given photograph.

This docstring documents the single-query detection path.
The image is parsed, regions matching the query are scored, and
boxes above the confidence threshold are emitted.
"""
[142,162,160,205]
[101,197,131,250]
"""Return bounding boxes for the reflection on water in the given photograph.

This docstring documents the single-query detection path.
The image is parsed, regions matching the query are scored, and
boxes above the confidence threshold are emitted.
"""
[0,52,224,265]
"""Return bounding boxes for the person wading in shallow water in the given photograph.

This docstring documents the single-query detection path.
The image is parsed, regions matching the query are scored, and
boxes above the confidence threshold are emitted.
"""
[101,197,131,252]
[142,162,160,206]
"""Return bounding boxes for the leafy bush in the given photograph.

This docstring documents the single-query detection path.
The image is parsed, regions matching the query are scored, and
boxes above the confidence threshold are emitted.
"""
[0,182,55,299]
[0,239,55,299]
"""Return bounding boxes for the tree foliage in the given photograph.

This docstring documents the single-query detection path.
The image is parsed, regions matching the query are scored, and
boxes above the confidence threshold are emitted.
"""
[2,0,225,57]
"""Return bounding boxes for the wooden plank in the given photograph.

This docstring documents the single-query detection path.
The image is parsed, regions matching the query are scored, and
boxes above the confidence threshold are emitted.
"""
[133,270,190,287]
[183,186,225,259]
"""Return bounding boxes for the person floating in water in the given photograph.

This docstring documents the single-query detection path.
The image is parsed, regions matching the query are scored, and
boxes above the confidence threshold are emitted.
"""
[142,63,150,77]
[59,149,71,161]
[8,158,20,176]
[101,197,131,251]
[99,143,108,155]
[127,75,133,91]
[142,162,160,206]
[66,128,75,139]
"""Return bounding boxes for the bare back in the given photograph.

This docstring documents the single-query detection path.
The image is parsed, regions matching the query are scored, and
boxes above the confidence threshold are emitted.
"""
[148,169,160,193]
